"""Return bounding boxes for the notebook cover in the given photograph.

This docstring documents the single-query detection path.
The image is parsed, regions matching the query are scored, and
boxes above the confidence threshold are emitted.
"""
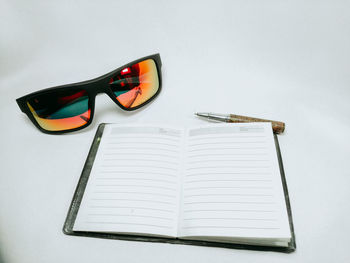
[63,123,296,253]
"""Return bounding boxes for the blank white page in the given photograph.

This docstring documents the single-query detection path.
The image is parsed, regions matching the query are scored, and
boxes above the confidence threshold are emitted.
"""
[73,124,184,238]
[178,123,291,245]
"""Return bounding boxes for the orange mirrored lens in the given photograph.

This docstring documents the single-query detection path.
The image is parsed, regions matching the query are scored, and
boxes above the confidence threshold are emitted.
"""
[109,59,159,109]
[27,89,91,131]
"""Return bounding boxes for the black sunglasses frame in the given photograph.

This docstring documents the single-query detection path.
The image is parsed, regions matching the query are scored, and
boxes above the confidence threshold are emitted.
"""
[16,54,162,134]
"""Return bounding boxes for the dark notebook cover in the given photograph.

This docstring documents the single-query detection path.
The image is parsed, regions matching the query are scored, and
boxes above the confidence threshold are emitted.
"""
[63,123,296,253]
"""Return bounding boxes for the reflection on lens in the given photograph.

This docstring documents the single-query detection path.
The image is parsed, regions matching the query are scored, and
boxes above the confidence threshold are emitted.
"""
[109,59,159,109]
[27,89,90,131]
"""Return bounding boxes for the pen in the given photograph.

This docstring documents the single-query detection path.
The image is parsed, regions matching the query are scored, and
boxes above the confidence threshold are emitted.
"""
[195,112,285,134]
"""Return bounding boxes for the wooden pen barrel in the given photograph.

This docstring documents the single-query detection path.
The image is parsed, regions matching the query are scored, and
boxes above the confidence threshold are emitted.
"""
[228,114,285,134]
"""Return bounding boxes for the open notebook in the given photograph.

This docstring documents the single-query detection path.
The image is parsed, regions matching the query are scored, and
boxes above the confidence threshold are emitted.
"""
[64,122,295,252]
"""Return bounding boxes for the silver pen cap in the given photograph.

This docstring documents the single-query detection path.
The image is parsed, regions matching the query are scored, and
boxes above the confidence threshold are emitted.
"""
[195,112,230,122]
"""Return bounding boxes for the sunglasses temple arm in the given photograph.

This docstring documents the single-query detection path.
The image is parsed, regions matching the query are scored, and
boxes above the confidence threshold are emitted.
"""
[16,98,26,113]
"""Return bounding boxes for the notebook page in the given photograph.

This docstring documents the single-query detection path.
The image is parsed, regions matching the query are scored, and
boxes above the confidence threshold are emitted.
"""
[178,123,291,244]
[73,124,184,238]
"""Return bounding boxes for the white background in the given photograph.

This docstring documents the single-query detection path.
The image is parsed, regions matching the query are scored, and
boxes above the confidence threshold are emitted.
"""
[1,0,350,262]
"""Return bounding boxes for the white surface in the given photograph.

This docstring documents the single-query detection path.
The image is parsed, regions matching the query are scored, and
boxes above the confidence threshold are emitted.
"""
[0,0,349,262]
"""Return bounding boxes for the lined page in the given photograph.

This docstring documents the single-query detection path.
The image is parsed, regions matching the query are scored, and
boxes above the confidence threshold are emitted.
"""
[178,123,291,244]
[73,124,184,238]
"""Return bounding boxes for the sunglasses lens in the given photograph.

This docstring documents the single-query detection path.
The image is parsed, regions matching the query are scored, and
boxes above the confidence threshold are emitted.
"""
[26,89,91,131]
[109,59,159,109]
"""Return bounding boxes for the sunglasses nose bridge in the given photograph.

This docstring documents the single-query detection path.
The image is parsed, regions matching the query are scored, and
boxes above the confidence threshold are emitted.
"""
[85,78,109,97]
[84,78,121,111]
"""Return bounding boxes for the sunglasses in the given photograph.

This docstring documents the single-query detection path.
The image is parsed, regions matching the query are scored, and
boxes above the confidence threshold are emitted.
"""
[16,54,162,134]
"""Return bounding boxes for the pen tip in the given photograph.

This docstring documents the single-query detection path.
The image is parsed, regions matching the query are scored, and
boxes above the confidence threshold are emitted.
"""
[195,112,208,118]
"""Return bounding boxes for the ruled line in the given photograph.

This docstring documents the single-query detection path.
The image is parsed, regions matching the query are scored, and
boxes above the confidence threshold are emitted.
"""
[187,153,268,158]
[98,171,177,178]
[103,158,179,165]
[92,191,176,198]
[188,135,266,141]
[186,166,270,170]
[107,141,179,147]
[95,184,177,191]
[186,172,271,177]
[187,159,268,164]
[85,222,172,229]
[183,209,275,213]
[185,179,272,183]
[189,147,265,152]
[184,186,273,190]
[182,226,279,230]
[184,193,273,197]
[91,198,175,205]
[183,217,277,221]
[183,201,275,205]
[188,141,266,147]
[100,164,178,171]
[89,206,174,213]
[104,147,179,153]
[103,152,178,158]
[95,178,176,184]
[88,214,173,221]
